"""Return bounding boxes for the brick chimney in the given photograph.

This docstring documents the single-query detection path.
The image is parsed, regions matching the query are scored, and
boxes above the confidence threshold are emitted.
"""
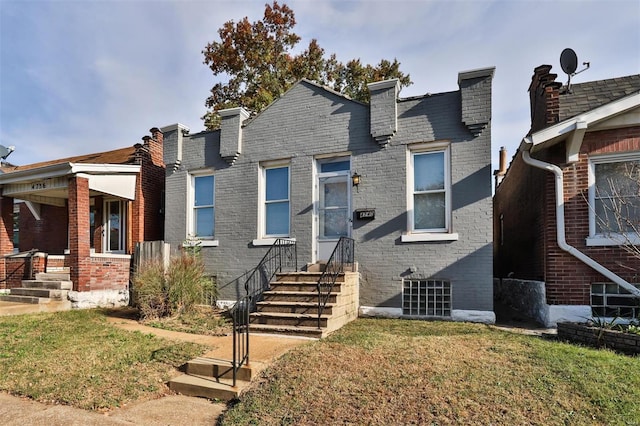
[528,65,562,133]
[147,127,164,166]
[493,146,508,188]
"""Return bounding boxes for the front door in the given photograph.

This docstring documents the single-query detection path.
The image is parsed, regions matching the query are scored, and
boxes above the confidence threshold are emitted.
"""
[104,199,125,253]
[316,159,351,261]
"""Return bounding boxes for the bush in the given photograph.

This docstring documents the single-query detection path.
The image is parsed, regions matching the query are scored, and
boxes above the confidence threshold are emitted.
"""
[133,253,217,320]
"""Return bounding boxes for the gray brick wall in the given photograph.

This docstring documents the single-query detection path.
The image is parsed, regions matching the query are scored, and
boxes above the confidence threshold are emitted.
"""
[163,73,493,313]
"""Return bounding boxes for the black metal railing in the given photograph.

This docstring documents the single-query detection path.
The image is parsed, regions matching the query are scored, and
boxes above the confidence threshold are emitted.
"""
[317,237,355,328]
[228,238,297,386]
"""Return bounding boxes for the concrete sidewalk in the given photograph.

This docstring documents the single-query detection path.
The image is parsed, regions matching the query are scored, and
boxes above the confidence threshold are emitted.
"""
[0,303,313,425]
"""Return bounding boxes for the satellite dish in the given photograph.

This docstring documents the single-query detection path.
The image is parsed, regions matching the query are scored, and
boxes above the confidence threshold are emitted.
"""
[560,48,578,75]
[559,48,590,93]
[0,144,14,160]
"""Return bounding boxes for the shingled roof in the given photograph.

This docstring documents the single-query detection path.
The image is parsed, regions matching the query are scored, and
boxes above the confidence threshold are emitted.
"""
[559,74,640,122]
[0,146,137,174]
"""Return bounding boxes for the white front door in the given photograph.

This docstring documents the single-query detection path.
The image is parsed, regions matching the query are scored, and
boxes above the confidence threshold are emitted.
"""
[104,199,125,253]
[316,159,351,261]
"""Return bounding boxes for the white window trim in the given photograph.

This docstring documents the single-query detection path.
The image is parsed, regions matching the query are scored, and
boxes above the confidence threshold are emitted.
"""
[258,160,291,240]
[187,170,218,245]
[402,141,454,243]
[103,198,126,254]
[586,152,640,247]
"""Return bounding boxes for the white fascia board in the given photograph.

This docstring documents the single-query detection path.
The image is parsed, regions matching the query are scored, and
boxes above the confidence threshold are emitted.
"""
[69,163,141,175]
[0,163,73,185]
[529,92,640,150]
[0,163,141,186]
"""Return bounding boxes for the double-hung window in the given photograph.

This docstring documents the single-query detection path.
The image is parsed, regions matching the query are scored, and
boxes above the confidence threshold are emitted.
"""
[263,164,290,237]
[588,154,640,246]
[402,143,457,242]
[191,174,215,240]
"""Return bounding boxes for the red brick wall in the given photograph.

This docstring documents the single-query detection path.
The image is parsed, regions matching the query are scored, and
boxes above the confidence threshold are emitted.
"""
[87,255,130,291]
[543,126,640,305]
[69,176,91,292]
[19,204,68,253]
[494,152,546,280]
[495,126,640,306]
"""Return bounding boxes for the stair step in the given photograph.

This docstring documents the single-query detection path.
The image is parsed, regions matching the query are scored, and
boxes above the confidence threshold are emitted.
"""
[36,272,71,281]
[269,282,342,292]
[186,357,255,381]
[10,288,68,300]
[0,295,50,304]
[250,312,329,327]
[249,323,324,338]
[256,301,334,315]
[169,374,247,401]
[22,280,72,290]
[262,291,338,303]
[275,272,343,282]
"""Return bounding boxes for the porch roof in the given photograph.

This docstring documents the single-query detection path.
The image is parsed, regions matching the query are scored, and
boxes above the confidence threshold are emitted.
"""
[0,162,141,206]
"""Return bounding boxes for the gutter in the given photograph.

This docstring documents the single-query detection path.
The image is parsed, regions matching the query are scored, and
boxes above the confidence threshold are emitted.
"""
[521,141,640,298]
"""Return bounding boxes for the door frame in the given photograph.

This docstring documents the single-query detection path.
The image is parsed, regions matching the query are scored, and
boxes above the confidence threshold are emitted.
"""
[103,198,126,253]
[312,156,352,263]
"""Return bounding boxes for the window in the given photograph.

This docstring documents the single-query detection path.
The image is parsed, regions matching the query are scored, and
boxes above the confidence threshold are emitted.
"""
[591,282,640,319]
[262,164,290,237]
[588,154,640,246]
[403,279,451,316]
[191,174,215,239]
[402,143,457,242]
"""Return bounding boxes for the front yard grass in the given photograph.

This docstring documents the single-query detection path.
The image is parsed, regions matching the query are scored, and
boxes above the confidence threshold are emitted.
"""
[221,318,640,425]
[0,309,207,410]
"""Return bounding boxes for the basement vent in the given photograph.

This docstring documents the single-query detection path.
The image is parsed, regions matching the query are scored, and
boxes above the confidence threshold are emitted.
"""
[591,282,640,319]
[402,279,451,317]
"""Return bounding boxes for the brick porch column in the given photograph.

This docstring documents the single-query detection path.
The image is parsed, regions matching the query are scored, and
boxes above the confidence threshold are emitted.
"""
[68,176,90,292]
[0,196,14,285]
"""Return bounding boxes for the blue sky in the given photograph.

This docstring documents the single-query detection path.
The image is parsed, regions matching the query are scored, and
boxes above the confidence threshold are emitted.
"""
[1,0,639,172]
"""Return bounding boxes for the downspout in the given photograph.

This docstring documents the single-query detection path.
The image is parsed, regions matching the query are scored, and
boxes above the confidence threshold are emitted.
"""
[521,143,640,298]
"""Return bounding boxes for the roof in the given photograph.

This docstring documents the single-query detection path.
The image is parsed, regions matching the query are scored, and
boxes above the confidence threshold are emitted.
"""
[559,74,640,121]
[0,146,137,174]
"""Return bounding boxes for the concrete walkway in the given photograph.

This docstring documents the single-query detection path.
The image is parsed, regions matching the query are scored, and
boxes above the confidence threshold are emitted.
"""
[0,302,312,425]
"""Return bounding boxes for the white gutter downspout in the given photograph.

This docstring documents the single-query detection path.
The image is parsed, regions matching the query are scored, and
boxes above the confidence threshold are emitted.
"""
[521,143,640,298]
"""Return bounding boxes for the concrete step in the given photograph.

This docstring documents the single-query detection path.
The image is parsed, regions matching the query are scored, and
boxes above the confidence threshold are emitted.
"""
[10,288,68,300]
[22,280,72,290]
[36,272,71,281]
[169,374,247,401]
[250,312,329,328]
[256,301,333,315]
[262,291,337,303]
[275,272,343,282]
[0,294,51,304]
[269,281,342,293]
[186,357,255,381]
[249,323,324,339]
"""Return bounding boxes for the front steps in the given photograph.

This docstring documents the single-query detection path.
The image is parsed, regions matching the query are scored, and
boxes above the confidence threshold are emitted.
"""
[249,267,359,338]
[169,357,264,401]
[0,269,72,307]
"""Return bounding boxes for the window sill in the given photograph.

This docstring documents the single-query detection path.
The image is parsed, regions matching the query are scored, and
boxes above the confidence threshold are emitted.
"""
[252,238,295,246]
[183,240,219,247]
[586,234,639,247]
[401,233,459,243]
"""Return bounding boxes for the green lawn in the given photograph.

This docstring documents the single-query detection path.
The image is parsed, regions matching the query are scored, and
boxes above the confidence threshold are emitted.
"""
[0,309,206,410]
[221,318,640,425]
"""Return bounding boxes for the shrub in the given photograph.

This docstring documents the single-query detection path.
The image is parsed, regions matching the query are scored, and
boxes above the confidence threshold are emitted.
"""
[133,252,217,320]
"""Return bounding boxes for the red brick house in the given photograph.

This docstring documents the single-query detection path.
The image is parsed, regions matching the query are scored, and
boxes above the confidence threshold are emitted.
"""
[494,66,640,326]
[0,127,164,308]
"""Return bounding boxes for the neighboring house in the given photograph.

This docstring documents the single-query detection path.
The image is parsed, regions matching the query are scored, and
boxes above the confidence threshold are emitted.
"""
[494,65,640,326]
[0,128,165,307]
[163,67,496,323]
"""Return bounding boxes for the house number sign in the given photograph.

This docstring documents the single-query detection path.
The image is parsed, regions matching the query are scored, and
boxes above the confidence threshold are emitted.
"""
[355,209,375,220]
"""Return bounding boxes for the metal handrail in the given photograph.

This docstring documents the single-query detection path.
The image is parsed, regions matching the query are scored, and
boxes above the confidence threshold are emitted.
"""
[317,237,355,328]
[228,238,297,386]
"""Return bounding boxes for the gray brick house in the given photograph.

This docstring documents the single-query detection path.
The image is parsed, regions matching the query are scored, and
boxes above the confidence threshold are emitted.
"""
[163,66,495,323]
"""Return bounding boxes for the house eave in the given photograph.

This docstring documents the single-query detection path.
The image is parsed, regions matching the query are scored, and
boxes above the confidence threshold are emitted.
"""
[528,91,640,162]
